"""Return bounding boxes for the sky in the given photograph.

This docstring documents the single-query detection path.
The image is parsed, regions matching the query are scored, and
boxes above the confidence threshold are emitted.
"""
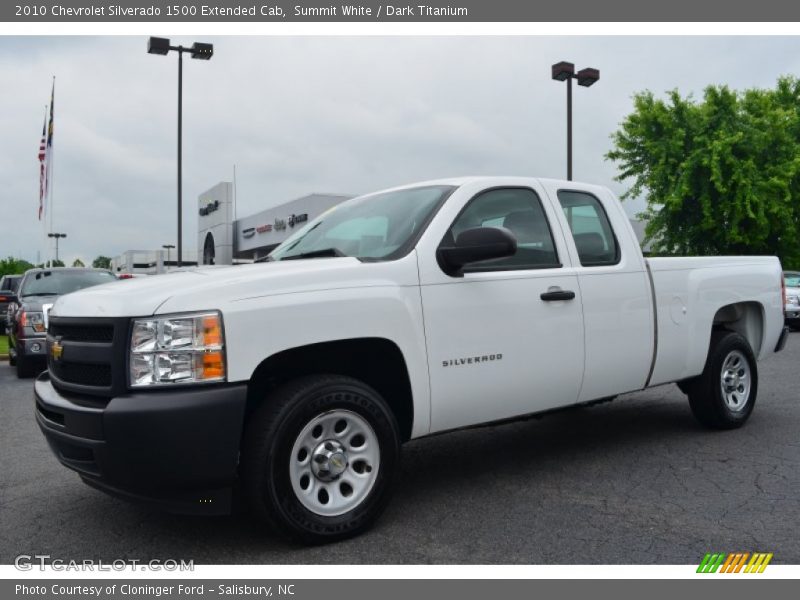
[2,35,800,265]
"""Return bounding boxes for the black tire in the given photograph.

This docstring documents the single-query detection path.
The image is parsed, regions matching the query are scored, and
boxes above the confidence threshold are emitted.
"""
[676,379,696,395]
[688,331,758,430]
[16,354,36,378]
[240,374,401,544]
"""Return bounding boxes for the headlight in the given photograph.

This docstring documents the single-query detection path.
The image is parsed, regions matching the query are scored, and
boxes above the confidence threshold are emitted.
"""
[129,311,226,387]
[21,311,46,333]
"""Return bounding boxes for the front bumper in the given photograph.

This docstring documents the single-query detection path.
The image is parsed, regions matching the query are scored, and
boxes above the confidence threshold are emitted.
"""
[35,372,248,515]
[17,335,47,358]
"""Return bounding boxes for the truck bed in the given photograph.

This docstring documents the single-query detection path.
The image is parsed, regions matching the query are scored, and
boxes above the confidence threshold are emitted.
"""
[646,256,784,386]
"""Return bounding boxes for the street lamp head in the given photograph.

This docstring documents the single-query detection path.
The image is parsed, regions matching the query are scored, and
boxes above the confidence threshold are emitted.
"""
[576,68,600,87]
[190,42,213,60]
[551,61,575,82]
[147,37,171,55]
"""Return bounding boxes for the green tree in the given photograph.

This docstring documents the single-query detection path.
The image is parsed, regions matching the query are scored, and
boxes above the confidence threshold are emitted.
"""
[92,256,112,269]
[0,257,34,277]
[606,77,800,268]
[72,258,85,267]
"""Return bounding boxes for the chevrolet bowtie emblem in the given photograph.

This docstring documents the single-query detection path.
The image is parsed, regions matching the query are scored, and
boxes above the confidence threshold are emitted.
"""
[51,339,63,361]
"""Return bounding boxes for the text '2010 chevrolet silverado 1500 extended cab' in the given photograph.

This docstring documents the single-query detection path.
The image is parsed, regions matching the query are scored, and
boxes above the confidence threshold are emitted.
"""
[35,177,789,543]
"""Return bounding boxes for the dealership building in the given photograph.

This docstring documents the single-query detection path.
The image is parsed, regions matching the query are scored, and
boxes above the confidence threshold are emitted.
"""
[197,181,352,265]
[113,183,352,274]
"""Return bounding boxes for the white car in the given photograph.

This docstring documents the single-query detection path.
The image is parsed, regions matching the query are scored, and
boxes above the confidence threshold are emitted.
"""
[35,177,788,543]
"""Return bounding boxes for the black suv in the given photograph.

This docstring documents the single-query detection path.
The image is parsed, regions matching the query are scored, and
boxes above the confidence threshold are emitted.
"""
[8,268,117,377]
[0,274,22,333]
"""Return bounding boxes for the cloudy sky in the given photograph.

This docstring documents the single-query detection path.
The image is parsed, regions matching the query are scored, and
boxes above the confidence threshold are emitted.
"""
[2,35,800,265]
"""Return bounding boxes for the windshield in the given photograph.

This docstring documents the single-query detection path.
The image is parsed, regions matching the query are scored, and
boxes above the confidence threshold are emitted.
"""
[268,185,455,261]
[21,270,116,297]
[785,273,800,288]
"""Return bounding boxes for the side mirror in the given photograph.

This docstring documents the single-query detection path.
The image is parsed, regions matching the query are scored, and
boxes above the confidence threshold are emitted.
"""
[0,291,17,304]
[437,227,517,276]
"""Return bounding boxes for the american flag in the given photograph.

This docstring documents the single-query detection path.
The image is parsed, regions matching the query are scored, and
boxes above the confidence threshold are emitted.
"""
[38,80,54,221]
[37,109,47,220]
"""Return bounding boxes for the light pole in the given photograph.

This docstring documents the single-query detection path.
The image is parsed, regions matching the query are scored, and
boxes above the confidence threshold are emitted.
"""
[162,244,175,267]
[147,36,213,267]
[48,232,67,265]
[551,61,600,181]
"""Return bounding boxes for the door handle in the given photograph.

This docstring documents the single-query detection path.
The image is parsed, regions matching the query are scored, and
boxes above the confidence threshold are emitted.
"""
[540,289,576,302]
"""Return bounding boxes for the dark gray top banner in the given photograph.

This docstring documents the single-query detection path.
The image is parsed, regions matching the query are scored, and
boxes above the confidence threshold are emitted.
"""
[3,0,800,22]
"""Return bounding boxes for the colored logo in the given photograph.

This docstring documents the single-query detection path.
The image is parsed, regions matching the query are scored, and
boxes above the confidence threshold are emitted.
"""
[50,339,63,361]
[697,552,773,573]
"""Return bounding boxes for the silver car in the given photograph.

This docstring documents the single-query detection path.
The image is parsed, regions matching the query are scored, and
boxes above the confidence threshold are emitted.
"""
[785,271,800,330]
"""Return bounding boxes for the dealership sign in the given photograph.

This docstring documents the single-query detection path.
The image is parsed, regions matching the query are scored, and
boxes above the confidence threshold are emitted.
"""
[245,213,309,238]
[289,213,308,227]
[199,200,220,216]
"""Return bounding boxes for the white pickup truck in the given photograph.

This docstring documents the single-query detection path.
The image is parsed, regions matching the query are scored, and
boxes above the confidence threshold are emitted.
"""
[35,177,788,543]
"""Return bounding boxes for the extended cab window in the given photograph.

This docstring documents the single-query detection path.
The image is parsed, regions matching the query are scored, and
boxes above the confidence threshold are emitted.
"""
[557,190,620,267]
[443,188,560,272]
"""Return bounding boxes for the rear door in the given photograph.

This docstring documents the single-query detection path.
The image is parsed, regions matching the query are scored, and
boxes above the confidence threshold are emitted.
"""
[547,185,654,401]
[418,184,586,433]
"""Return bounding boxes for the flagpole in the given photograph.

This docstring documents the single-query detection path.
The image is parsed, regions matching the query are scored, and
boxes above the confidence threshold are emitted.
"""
[40,104,47,267]
[48,76,55,266]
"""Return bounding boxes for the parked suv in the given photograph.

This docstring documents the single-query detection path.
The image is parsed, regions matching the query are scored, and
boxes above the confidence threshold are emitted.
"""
[0,274,22,333]
[9,268,117,377]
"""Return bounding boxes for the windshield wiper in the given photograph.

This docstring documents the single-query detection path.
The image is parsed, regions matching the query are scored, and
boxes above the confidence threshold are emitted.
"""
[280,248,346,261]
[254,255,274,263]
[22,292,59,297]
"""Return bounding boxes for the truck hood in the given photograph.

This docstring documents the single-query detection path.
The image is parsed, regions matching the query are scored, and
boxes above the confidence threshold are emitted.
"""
[51,257,414,318]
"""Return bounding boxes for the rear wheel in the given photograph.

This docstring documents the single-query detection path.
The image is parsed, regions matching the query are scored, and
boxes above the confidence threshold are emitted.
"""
[687,331,757,430]
[240,374,401,544]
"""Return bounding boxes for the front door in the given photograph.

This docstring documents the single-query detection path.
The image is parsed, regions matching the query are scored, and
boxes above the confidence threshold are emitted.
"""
[419,186,585,433]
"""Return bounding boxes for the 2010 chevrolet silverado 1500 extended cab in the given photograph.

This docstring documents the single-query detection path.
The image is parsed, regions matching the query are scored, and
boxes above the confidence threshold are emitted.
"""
[35,177,789,543]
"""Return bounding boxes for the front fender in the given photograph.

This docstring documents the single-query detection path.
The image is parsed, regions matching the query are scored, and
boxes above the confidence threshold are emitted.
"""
[219,258,430,437]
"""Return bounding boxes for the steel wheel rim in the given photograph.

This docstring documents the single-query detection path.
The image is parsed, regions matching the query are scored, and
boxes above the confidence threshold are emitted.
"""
[720,350,751,412]
[289,409,380,517]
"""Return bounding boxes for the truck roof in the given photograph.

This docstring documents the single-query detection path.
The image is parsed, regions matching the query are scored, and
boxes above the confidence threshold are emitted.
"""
[373,176,607,195]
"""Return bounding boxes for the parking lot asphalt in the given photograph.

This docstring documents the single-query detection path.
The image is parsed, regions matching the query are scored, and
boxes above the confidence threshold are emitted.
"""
[1,335,799,565]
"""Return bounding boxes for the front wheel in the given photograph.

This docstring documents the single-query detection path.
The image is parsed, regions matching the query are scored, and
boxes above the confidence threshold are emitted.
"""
[240,375,401,544]
[688,331,758,430]
[16,353,37,378]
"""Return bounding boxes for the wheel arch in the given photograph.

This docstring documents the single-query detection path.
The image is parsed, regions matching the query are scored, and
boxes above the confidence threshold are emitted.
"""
[245,337,415,441]
[711,301,765,357]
